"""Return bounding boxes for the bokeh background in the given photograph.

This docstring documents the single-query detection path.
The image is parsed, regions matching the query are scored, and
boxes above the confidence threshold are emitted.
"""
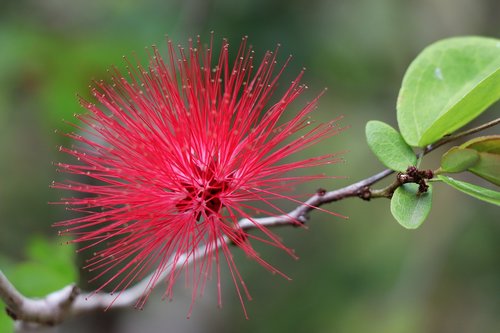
[0,0,499,332]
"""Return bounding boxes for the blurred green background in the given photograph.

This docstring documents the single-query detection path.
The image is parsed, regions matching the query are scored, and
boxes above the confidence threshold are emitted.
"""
[0,0,499,332]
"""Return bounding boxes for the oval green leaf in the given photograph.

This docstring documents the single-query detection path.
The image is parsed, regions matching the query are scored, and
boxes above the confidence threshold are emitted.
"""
[460,135,500,185]
[366,120,417,171]
[397,36,500,147]
[440,147,479,173]
[438,175,500,206]
[390,183,433,229]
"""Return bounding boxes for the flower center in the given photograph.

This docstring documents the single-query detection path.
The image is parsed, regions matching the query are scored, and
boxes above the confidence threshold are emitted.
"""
[176,177,230,220]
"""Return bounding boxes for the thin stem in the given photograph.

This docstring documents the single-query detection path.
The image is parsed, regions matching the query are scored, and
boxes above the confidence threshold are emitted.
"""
[370,180,400,199]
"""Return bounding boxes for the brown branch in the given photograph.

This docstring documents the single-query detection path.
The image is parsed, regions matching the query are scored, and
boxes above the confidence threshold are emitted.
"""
[1,117,497,328]
[0,169,395,328]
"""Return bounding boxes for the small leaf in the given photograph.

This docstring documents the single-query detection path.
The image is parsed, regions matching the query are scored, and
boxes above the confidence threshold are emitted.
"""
[365,120,416,171]
[438,175,500,206]
[460,135,500,185]
[440,147,479,173]
[397,36,500,147]
[391,183,433,229]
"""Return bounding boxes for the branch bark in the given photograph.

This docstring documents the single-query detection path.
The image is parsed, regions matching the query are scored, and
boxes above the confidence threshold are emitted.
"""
[0,169,393,327]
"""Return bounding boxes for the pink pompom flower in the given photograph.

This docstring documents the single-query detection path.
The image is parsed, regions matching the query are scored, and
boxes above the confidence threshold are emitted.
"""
[53,34,344,317]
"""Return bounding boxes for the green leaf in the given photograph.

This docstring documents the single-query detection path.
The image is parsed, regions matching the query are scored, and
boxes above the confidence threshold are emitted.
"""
[460,135,500,185]
[390,183,433,229]
[438,175,500,205]
[397,36,500,147]
[440,147,479,173]
[365,120,417,171]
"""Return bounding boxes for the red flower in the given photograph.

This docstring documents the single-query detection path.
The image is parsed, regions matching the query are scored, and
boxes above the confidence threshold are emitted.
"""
[53,35,343,317]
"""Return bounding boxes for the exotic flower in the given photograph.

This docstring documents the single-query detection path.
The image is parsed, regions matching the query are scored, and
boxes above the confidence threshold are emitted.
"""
[53,35,343,316]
